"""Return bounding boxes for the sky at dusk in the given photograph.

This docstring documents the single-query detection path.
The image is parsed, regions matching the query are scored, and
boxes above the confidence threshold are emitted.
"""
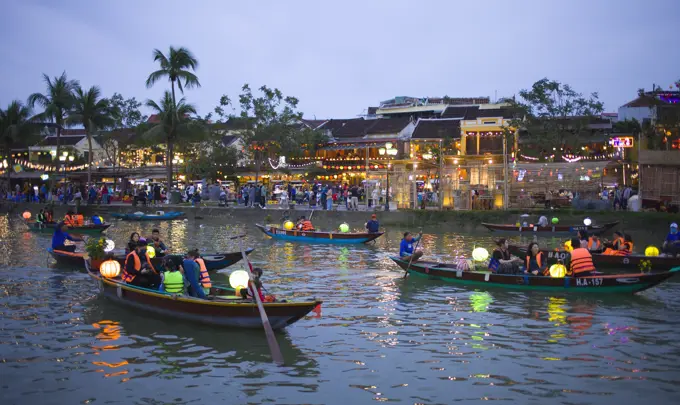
[1,0,679,120]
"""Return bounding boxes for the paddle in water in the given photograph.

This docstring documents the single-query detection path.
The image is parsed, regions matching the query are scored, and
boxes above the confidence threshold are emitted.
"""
[403,229,423,279]
[232,234,284,366]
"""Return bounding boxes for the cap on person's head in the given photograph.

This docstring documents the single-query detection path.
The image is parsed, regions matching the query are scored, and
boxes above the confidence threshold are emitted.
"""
[671,223,678,229]
[371,214,377,219]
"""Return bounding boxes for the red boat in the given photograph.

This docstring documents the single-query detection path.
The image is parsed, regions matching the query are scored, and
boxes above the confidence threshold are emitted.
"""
[508,245,680,273]
[482,221,619,235]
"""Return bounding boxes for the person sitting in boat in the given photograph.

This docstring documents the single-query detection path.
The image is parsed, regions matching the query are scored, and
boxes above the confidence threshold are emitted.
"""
[490,238,523,274]
[122,242,160,288]
[587,235,602,252]
[44,208,53,223]
[161,256,185,295]
[662,223,680,257]
[602,231,625,255]
[64,211,77,227]
[524,242,547,276]
[51,222,83,253]
[190,249,212,296]
[296,216,315,231]
[537,215,549,227]
[127,232,141,254]
[365,214,380,233]
[399,231,423,262]
[564,237,596,277]
[147,229,168,256]
[240,267,266,301]
[36,209,46,225]
[182,250,206,299]
[577,230,589,249]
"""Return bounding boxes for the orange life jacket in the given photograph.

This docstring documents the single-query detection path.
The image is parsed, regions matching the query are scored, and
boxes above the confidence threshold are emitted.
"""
[569,248,596,275]
[588,237,601,251]
[195,258,212,288]
[299,220,314,231]
[526,252,544,273]
[64,215,76,227]
[75,214,84,225]
[122,251,156,283]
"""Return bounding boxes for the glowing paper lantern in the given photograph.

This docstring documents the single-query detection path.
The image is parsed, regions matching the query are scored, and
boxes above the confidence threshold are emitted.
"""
[645,246,659,257]
[563,240,573,252]
[104,239,115,253]
[22,211,31,220]
[549,263,567,278]
[583,217,592,226]
[146,246,156,258]
[283,220,294,230]
[472,247,489,262]
[229,270,249,290]
[551,217,559,224]
[339,223,350,233]
[100,259,121,278]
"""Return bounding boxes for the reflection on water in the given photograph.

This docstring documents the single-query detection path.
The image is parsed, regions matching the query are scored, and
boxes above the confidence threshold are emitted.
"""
[1,214,680,404]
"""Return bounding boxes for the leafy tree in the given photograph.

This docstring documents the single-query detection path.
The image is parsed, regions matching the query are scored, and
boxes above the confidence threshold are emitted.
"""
[0,101,37,185]
[506,78,604,155]
[27,72,79,160]
[143,91,204,188]
[145,46,200,186]
[68,85,117,185]
[109,93,146,129]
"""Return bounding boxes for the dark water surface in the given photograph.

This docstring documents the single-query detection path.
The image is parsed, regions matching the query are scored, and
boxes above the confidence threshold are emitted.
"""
[1,215,680,404]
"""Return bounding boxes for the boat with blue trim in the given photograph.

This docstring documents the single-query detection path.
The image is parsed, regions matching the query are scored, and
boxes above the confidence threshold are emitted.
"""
[255,223,383,244]
[390,256,678,294]
[481,221,618,235]
[110,211,185,221]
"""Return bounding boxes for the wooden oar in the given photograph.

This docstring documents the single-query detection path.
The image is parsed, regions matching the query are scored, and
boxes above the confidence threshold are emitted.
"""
[232,234,284,366]
[403,230,423,279]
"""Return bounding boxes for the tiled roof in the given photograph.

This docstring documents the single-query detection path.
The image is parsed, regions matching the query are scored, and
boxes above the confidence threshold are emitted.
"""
[411,119,461,139]
[332,119,375,138]
[211,117,254,131]
[39,135,86,146]
[441,106,479,119]
[300,119,327,130]
[365,117,411,135]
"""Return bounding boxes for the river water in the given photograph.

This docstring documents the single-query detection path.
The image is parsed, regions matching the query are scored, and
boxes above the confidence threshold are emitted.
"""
[1,214,679,404]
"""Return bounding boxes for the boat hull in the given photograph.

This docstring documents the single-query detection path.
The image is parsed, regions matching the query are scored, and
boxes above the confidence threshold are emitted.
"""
[110,211,185,221]
[391,257,678,294]
[86,263,320,330]
[255,224,383,244]
[49,248,253,271]
[508,245,680,273]
[481,221,619,235]
[27,221,111,234]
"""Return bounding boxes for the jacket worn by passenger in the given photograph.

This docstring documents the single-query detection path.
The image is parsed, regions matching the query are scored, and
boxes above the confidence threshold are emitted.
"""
[182,259,206,298]
[567,248,596,276]
[122,251,156,283]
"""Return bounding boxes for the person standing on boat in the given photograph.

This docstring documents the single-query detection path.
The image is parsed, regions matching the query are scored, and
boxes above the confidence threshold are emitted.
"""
[366,214,380,233]
[51,222,83,253]
[491,238,523,274]
[564,237,596,277]
[122,242,160,288]
[525,242,547,275]
[662,223,680,257]
[400,232,423,262]
[182,250,206,298]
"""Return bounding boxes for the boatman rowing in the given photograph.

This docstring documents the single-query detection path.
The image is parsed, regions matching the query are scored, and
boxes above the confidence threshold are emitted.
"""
[400,231,423,262]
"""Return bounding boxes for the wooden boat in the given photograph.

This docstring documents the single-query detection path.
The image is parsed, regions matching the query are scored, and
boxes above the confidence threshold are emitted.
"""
[26,221,111,234]
[481,221,619,235]
[255,223,384,244]
[391,256,679,294]
[48,248,254,271]
[84,260,321,330]
[110,211,185,221]
[508,245,680,273]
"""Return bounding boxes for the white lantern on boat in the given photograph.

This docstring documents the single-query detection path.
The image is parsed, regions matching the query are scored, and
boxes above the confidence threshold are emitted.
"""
[229,270,250,291]
[583,217,592,226]
[104,239,115,253]
[472,247,489,262]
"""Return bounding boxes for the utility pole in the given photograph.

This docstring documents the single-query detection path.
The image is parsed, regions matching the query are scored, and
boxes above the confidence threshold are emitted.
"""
[439,139,444,210]
[503,132,509,210]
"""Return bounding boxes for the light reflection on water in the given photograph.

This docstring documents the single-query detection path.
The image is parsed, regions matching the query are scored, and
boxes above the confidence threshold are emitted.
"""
[0,215,679,404]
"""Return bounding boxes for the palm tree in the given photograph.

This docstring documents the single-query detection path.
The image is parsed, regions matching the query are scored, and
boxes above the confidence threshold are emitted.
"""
[143,91,199,188]
[0,101,34,186]
[145,47,200,189]
[68,85,117,185]
[27,72,79,160]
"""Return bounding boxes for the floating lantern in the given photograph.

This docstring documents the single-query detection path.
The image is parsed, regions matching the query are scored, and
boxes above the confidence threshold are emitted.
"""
[229,270,249,291]
[283,220,294,230]
[22,211,31,220]
[551,217,559,224]
[583,217,592,226]
[645,246,659,257]
[100,259,121,278]
[549,263,567,278]
[472,247,489,262]
[563,240,573,252]
[339,223,350,233]
[104,239,115,253]
[146,246,156,258]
